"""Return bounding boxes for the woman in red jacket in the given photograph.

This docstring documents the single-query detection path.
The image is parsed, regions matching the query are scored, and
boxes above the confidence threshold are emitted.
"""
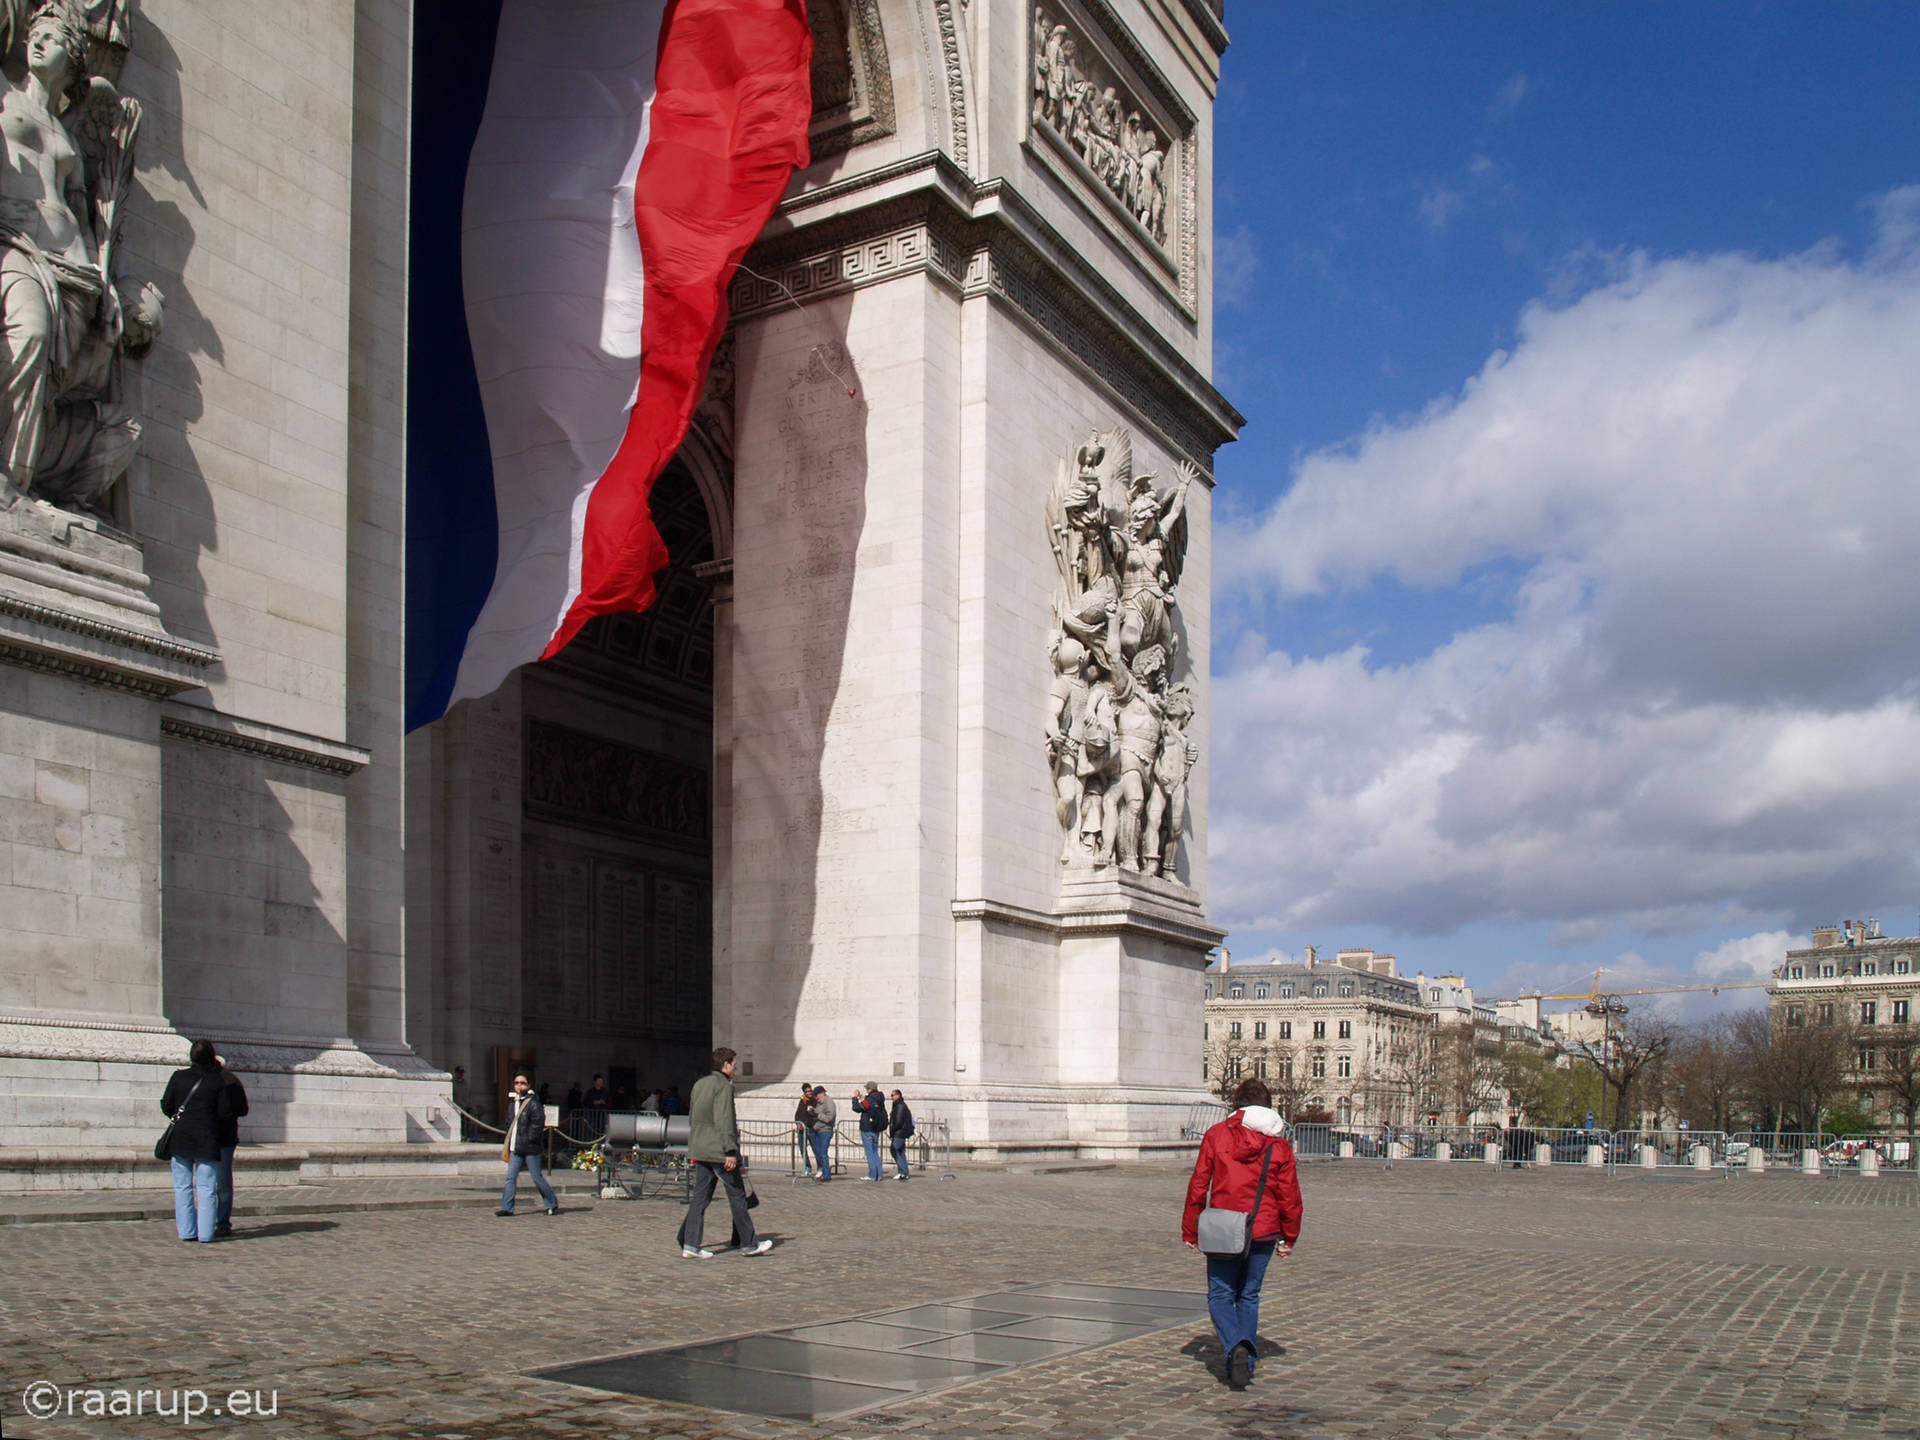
[1182,1077,1303,1388]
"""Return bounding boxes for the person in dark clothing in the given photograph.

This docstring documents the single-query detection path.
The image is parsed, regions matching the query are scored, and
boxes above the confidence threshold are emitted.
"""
[887,1089,914,1181]
[565,1080,583,1112]
[856,1082,888,1180]
[794,1083,818,1176]
[662,1085,683,1116]
[160,1039,234,1243]
[214,1057,249,1236]
[496,1072,559,1216]
[1181,1076,1303,1390]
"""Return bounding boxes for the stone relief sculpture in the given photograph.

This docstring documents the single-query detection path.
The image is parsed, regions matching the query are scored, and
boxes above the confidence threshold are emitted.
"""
[1046,428,1197,877]
[0,0,160,515]
[1030,5,1169,245]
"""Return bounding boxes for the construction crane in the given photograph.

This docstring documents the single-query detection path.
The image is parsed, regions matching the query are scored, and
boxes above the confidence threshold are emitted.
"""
[1492,967,1772,1008]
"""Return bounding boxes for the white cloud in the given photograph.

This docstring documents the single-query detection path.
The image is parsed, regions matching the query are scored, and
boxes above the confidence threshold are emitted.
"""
[1212,190,1920,943]
[1215,224,1260,307]
[1486,73,1533,125]
[1417,153,1511,232]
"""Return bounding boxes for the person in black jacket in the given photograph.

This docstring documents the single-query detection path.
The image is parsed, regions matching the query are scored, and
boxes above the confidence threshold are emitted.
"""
[496,1071,559,1216]
[794,1083,818,1176]
[160,1039,234,1243]
[856,1082,887,1181]
[214,1057,249,1237]
[887,1089,915,1181]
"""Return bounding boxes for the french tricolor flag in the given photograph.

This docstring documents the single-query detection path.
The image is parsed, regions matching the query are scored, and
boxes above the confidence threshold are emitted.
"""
[406,0,811,729]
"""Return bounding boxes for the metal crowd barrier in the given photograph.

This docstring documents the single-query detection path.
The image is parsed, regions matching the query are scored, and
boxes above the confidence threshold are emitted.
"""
[1182,1102,1228,1139]
[753,1117,955,1181]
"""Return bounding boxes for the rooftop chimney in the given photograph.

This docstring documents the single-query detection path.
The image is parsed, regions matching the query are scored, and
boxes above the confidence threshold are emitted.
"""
[1303,944,1316,968]
[1219,947,1230,971]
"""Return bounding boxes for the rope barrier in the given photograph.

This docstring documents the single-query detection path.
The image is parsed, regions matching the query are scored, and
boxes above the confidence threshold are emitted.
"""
[448,1101,505,1138]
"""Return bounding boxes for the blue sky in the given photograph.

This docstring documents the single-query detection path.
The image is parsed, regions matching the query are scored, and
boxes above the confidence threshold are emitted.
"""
[1206,5,1920,1016]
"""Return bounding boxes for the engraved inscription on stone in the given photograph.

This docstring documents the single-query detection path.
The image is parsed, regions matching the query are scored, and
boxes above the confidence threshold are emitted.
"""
[526,847,592,1022]
[593,865,648,1025]
[651,876,707,1034]
[523,838,708,1036]
[525,719,708,844]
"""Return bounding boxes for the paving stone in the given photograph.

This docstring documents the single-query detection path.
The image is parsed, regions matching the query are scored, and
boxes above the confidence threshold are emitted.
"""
[1,1165,1916,1437]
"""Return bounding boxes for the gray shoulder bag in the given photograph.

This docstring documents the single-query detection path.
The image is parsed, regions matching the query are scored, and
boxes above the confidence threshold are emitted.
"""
[1196,1141,1275,1256]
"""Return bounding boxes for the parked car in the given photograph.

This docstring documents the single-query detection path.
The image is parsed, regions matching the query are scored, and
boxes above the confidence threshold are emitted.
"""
[1330,1129,1384,1157]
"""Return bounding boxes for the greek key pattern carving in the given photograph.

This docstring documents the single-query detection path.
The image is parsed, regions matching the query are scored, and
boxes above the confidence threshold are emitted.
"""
[728,182,1239,471]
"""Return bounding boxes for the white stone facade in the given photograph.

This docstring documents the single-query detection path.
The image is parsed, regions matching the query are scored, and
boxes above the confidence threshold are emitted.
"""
[2,0,1237,1166]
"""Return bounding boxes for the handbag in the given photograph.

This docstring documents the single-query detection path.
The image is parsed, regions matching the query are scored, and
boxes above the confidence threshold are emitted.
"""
[1196,1142,1275,1256]
[154,1075,207,1162]
[738,1156,760,1209]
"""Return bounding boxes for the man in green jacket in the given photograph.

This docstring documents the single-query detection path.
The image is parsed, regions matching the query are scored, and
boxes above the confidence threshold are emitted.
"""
[680,1047,774,1258]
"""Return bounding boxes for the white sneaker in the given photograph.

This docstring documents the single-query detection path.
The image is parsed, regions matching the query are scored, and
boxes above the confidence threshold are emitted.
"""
[742,1238,774,1256]
[681,1246,715,1259]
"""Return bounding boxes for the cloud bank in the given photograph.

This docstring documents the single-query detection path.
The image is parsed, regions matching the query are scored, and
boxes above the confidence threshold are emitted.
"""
[1213,188,1920,946]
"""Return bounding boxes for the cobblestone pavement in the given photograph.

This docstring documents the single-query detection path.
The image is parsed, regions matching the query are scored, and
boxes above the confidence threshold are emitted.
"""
[3,1163,1915,1439]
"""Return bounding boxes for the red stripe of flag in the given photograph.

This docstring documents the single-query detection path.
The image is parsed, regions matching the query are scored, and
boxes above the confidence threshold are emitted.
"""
[543,0,813,659]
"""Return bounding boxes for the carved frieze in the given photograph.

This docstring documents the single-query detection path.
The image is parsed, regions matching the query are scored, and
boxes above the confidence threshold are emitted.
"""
[1028,0,1197,310]
[1045,428,1198,882]
[524,718,709,845]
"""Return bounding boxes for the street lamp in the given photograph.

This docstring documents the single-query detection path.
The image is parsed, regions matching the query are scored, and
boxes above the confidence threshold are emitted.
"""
[1585,993,1629,1129]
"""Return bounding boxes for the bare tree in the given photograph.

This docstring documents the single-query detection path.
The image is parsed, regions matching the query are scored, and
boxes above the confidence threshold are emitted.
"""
[1571,1014,1676,1129]
[1668,1015,1744,1131]
[1730,1008,1856,1133]
[1432,1023,1505,1125]
[1872,1024,1920,1135]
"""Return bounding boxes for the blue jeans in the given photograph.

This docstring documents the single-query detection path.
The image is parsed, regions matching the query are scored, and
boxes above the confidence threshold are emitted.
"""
[500,1151,557,1212]
[861,1129,882,1179]
[171,1157,218,1241]
[809,1129,832,1177]
[1206,1239,1278,1360]
[216,1144,237,1230]
[890,1137,910,1178]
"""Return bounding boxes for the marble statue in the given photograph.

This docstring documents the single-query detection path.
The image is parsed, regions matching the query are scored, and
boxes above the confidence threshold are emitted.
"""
[1045,428,1197,877]
[0,0,160,514]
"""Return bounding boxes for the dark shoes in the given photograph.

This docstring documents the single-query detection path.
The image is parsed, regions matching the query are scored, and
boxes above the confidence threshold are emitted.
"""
[495,1208,514,1216]
[1227,1341,1255,1388]
[545,1206,559,1216]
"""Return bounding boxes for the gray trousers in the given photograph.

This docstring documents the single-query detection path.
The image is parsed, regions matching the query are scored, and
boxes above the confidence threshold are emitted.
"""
[681,1161,755,1251]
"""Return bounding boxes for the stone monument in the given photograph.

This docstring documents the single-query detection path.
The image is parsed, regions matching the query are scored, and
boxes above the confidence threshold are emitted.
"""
[0,0,1236,1170]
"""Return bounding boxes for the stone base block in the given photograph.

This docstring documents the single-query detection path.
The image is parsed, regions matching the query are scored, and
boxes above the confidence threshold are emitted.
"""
[0,1014,454,1154]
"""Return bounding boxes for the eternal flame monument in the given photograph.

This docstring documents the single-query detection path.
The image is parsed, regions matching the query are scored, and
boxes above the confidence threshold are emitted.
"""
[0,0,1239,1173]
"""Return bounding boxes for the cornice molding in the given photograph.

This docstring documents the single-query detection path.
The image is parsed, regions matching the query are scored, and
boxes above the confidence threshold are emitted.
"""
[732,152,1242,472]
[1174,0,1229,57]
[0,594,218,697]
[953,894,1225,950]
[160,703,370,777]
